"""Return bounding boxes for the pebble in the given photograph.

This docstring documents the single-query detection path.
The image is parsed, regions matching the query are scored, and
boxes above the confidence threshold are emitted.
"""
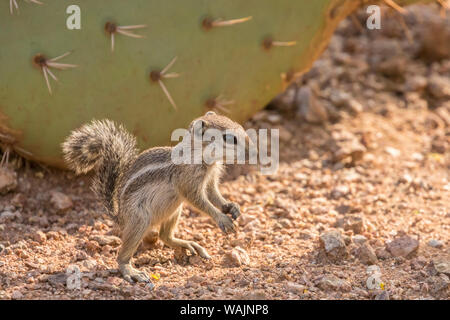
[427,75,450,99]
[229,247,250,266]
[411,152,424,162]
[331,134,366,163]
[432,258,450,276]
[334,215,365,234]
[33,231,47,243]
[266,114,282,124]
[319,229,348,262]
[427,239,443,249]
[11,290,23,300]
[49,191,73,213]
[145,282,155,291]
[352,235,368,245]
[329,90,363,114]
[384,146,400,158]
[0,210,17,223]
[375,247,392,260]
[358,243,378,265]
[386,235,419,258]
[47,273,67,286]
[317,275,351,292]
[331,185,350,199]
[285,282,306,295]
[404,75,427,92]
[81,259,97,270]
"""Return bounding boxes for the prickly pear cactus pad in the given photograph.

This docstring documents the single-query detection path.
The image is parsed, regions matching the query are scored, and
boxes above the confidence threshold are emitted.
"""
[0,0,430,166]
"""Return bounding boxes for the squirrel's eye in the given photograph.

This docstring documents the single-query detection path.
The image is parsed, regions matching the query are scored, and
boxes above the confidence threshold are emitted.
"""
[223,134,237,145]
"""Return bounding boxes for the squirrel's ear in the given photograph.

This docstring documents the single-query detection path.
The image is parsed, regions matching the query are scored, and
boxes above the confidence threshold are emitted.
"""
[190,119,207,137]
[205,111,216,116]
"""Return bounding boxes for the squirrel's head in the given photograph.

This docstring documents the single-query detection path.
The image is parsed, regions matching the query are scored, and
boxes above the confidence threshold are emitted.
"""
[187,111,255,164]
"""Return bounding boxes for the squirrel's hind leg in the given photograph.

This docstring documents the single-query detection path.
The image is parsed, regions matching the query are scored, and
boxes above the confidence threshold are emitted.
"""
[159,207,211,259]
[117,212,151,283]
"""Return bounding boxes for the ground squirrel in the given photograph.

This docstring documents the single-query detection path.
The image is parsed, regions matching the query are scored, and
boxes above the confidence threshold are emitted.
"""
[62,111,253,283]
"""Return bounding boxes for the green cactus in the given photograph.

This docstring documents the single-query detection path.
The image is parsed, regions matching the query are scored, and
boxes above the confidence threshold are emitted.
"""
[0,0,432,167]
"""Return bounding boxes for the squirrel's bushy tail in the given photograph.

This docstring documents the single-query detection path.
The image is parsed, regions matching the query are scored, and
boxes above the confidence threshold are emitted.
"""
[62,119,137,213]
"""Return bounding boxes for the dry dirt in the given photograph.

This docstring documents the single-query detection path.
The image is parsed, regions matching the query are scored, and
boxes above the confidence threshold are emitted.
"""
[0,4,449,300]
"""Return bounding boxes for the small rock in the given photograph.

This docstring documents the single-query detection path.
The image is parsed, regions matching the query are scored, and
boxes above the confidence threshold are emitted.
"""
[0,167,18,195]
[386,235,419,258]
[358,243,378,265]
[427,239,443,249]
[343,235,351,246]
[334,215,365,234]
[33,231,47,243]
[329,90,363,114]
[47,273,67,286]
[0,210,17,223]
[81,259,97,270]
[428,274,449,295]
[317,275,351,292]
[375,247,391,260]
[374,56,406,78]
[229,247,250,266]
[411,152,424,162]
[49,191,73,213]
[399,173,413,184]
[352,235,368,245]
[331,185,350,199]
[319,229,348,262]
[331,131,366,163]
[89,235,121,247]
[11,290,23,300]
[145,282,155,291]
[188,275,205,284]
[238,215,257,227]
[404,75,427,92]
[188,255,203,265]
[296,86,328,124]
[266,114,282,124]
[285,282,306,295]
[432,258,450,276]
[384,146,400,158]
[427,75,450,99]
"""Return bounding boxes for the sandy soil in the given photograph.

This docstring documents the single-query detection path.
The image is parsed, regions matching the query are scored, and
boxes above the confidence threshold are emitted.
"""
[0,4,449,300]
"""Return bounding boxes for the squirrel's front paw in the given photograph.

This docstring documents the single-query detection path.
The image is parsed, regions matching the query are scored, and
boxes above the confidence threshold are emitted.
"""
[217,213,236,234]
[222,202,241,220]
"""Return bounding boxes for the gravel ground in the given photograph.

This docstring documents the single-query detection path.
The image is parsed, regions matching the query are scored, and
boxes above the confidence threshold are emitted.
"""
[0,4,449,300]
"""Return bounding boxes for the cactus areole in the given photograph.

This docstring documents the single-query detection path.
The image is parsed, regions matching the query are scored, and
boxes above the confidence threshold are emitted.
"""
[0,0,431,167]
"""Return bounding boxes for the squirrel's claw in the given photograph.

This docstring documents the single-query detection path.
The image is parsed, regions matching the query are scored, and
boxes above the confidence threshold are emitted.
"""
[218,214,236,234]
[222,202,241,220]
